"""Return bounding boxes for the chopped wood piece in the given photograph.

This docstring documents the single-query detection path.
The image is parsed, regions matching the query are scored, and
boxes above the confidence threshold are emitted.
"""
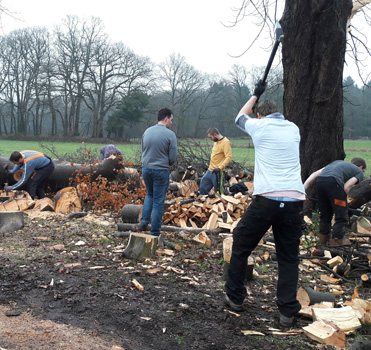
[223,237,233,263]
[221,194,240,205]
[312,306,362,333]
[192,231,211,246]
[205,212,218,230]
[34,198,55,212]
[327,256,343,268]
[320,275,341,284]
[55,190,82,214]
[303,320,346,347]
[132,279,144,291]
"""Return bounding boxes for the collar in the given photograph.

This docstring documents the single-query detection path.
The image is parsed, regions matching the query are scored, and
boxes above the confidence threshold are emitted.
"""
[265,112,285,120]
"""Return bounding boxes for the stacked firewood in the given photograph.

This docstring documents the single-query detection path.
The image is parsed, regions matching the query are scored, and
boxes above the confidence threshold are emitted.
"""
[163,193,252,230]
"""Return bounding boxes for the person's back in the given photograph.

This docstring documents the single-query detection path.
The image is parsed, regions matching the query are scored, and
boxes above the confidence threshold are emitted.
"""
[141,124,177,169]
[318,160,364,187]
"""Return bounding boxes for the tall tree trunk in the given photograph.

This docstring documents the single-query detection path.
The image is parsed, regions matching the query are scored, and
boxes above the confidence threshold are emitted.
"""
[282,0,352,182]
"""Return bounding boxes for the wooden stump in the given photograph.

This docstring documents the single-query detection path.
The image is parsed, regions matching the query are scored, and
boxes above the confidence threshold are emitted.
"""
[0,211,25,233]
[122,232,159,259]
[121,204,143,223]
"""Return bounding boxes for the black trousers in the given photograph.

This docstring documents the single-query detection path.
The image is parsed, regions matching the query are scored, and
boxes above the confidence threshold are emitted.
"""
[225,196,304,317]
[27,161,55,199]
[316,178,348,239]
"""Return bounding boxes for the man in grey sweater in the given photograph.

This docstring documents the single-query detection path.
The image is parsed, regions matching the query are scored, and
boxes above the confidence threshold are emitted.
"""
[139,108,178,236]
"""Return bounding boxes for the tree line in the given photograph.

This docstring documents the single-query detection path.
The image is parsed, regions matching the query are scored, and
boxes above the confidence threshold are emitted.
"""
[0,15,368,141]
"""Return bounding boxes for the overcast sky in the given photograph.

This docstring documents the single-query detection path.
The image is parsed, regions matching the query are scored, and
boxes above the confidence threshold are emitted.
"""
[0,0,369,85]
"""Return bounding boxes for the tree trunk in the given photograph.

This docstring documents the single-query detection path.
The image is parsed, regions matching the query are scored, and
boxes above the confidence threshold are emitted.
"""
[282,0,352,184]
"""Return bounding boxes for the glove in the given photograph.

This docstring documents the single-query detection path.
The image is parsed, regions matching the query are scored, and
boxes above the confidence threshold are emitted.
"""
[4,186,11,192]
[253,80,266,98]
[212,168,221,175]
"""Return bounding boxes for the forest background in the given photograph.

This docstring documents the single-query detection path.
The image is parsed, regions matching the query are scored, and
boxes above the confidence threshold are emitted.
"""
[0,16,369,142]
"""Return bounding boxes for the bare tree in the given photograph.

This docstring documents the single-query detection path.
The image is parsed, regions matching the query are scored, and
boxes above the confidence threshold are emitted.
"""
[84,40,153,138]
[158,53,206,137]
[53,16,104,136]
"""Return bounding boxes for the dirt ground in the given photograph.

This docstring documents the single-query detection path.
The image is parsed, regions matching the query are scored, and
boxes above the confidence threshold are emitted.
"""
[0,210,370,350]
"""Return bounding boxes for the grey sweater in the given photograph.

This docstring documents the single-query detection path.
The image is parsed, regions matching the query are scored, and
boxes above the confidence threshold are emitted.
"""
[141,124,178,169]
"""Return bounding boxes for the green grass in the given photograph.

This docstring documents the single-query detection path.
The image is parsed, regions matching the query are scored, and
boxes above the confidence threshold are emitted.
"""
[0,139,369,174]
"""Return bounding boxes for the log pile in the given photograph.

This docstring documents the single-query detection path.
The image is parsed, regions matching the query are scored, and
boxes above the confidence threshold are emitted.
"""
[162,193,252,230]
[0,186,82,216]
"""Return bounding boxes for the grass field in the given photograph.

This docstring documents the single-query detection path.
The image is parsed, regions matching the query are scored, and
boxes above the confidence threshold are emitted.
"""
[0,139,369,175]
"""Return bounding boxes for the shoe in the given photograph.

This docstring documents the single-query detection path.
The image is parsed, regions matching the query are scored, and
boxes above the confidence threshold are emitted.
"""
[328,237,351,246]
[279,314,294,327]
[138,223,148,231]
[224,294,245,312]
[318,234,329,245]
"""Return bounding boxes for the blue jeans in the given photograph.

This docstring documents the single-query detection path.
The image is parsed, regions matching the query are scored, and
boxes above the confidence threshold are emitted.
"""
[140,168,170,236]
[199,170,223,195]
[225,196,304,317]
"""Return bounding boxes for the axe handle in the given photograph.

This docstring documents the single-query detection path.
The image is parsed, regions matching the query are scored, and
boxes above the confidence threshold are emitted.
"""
[251,40,282,113]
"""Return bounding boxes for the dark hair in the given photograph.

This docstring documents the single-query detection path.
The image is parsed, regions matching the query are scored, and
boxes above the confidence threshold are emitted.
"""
[158,108,173,121]
[207,127,220,136]
[351,157,367,169]
[255,100,279,117]
[9,151,22,162]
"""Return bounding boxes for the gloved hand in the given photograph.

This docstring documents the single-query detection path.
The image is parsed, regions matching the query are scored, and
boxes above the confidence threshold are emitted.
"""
[4,186,11,192]
[212,168,221,175]
[253,80,266,98]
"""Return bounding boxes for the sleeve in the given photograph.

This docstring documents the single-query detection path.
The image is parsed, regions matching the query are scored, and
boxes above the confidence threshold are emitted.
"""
[8,162,34,190]
[168,133,178,166]
[9,164,21,174]
[235,114,253,135]
[219,140,232,171]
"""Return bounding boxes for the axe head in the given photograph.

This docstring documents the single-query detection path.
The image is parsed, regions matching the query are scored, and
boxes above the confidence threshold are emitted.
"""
[275,21,284,43]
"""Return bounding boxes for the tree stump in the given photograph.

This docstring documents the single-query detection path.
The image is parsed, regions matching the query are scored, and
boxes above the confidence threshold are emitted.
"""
[0,211,25,233]
[121,204,143,223]
[122,232,159,259]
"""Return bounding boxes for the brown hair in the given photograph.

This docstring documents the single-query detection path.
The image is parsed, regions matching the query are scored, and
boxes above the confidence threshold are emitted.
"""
[207,127,220,136]
[351,157,367,169]
[158,108,173,121]
[255,100,279,117]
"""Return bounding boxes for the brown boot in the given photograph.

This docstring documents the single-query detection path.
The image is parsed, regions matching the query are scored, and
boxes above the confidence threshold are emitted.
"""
[319,234,329,245]
[328,237,351,247]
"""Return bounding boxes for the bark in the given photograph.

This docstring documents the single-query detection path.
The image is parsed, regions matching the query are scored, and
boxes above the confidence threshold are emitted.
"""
[348,178,371,209]
[281,0,352,184]
[0,211,24,233]
[121,204,143,223]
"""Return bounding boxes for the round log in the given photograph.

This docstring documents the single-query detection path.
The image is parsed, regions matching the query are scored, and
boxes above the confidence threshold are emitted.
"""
[121,204,143,223]
[348,178,371,209]
[297,286,335,306]
[0,211,25,233]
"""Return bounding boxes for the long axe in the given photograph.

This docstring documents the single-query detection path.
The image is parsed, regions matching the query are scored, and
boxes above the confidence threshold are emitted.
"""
[251,21,284,113]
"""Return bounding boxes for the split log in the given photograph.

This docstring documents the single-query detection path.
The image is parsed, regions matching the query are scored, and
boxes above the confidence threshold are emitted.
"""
[192,231,211,246]
[348,178,371,209]
[54,188,82,214]
[122,232,159,259]
[33,198,55,212]
[312,306,362,333]
[303,320,346,348]
[117,222,224,234]
[121,204,143,223]
[0,211,24,233]
[297,286,335,307]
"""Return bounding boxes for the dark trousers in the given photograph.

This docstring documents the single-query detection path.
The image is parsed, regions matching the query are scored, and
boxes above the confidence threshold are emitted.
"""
[225,196,304,317]
[316,178,348,239]
[27,162,54,199]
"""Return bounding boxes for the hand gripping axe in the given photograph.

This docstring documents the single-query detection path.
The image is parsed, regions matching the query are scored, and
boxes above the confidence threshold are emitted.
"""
[252,21,284,113]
